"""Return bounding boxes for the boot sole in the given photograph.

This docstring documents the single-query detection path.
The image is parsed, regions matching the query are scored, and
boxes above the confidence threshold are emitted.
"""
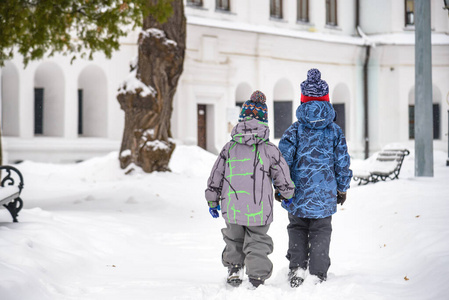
[290,276,304,288]
[227,278,243,287]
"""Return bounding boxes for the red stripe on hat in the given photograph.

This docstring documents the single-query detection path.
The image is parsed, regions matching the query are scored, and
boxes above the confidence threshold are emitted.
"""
[300,94,330,103]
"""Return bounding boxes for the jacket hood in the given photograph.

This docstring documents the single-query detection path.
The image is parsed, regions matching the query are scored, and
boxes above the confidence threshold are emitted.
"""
[296,101,335,129]
[231,118,270,146]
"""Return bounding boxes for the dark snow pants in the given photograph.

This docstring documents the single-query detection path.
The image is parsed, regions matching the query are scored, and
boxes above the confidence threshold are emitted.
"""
[221,222,273,281]
[286,214,332,280]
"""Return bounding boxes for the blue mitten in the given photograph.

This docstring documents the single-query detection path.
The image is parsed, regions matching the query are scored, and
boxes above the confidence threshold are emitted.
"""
[283,198,293,206]
[209,205,221,218]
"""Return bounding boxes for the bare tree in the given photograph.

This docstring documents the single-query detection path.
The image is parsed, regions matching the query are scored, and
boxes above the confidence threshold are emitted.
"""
[117,0,186,173]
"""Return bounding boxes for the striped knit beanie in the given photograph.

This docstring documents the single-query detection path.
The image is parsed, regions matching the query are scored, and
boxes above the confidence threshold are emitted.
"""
[238,90,268,123]
[300,68,330,103]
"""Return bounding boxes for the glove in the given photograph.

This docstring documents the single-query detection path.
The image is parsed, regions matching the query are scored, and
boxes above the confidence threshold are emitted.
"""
[283,198,293,206]
[274,189,283,202]
[337,191,347,206]
[209,205,221,218]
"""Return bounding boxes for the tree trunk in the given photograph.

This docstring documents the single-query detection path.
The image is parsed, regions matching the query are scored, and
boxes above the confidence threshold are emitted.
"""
[117,0,186,173]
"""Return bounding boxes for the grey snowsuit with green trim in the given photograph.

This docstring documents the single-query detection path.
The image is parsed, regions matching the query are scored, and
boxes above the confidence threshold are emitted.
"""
[205,118,295,281]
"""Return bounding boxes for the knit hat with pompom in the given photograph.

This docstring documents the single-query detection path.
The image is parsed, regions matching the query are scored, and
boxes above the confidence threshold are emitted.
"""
[238,90,268,123]
[300,68,330,103]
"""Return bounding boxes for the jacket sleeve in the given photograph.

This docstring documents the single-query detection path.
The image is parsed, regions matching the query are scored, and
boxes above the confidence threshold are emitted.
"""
[205,144,229,208]
[334,129,353,192]
[269,145,295,199]
[278,122,299,169]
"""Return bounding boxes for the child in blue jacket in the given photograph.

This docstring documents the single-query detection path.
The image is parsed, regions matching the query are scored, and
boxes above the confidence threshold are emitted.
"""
[278,69,352,287]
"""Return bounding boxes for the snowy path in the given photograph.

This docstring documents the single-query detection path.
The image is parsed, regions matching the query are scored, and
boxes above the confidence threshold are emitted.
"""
[1,146,448,300]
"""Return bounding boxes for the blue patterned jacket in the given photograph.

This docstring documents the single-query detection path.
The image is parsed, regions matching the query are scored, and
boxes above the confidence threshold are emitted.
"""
[279,101,352,219]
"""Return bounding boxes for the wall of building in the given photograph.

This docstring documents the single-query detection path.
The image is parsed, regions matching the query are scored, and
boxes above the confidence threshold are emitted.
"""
[1,0,448,163]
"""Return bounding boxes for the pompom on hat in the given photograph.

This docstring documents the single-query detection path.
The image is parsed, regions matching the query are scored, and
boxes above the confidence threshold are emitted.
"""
[300,68,330,103]
[238,90,268,123]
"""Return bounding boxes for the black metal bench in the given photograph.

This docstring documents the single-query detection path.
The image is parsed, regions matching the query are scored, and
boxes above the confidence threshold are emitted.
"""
[0,166,24,222]
[353,149,410,185]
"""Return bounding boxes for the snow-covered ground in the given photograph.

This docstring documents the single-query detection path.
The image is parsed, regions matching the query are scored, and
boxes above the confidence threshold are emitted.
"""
[1,145,448,300]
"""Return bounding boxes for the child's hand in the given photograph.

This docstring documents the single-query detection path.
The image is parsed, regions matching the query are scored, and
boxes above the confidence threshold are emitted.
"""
[283,198,293,206]
[209,205,221,218]
[337,191,346,205]
[274,189,284,202]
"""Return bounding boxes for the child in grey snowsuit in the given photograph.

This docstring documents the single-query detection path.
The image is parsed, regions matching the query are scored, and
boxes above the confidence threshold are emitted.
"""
[278,69,352,287]
[205,90,295,288]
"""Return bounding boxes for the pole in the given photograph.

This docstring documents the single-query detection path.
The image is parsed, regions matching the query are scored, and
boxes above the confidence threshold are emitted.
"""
[414,0,434,177]
[447,93,449,166]
[363,46,370,159]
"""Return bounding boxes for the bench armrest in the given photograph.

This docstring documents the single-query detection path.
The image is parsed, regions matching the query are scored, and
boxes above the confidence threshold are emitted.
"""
[0,165,24,193]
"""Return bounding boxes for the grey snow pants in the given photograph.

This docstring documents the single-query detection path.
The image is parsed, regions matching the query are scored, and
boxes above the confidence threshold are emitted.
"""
[286,214,332,279]
[221,222,273,281]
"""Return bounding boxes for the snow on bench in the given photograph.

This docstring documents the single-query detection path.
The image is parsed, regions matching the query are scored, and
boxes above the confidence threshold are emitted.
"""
[0,166,24,222]
[353,149,410,185]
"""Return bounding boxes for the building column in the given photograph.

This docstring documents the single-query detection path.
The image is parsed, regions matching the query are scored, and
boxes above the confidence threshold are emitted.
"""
[19,69,34,138]
[64,71,78,139]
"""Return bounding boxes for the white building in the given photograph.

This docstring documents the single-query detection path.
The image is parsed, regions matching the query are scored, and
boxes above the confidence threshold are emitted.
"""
[1,0,449,163]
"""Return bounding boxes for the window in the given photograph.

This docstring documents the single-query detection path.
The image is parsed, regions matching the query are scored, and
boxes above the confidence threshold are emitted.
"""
[187,0,203,6]
[216,0,230,11]
[274,101,292,138]
[297,0,309,22]
[326,0,337,26]
[78,89,83,135]
[270,0,283,19]
[333,104,346,134]
[408,104,440,139]
[405,0,414,26]
[34,88,44,135]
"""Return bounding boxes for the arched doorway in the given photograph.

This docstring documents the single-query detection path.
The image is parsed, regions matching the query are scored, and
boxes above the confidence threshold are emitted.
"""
[1,62,20,136]
[78,65,108,137]
[332,83,350,135]
[273,78,294,138]
[34,62,65,136]
[235,82,252,107]
[408,85,442,140]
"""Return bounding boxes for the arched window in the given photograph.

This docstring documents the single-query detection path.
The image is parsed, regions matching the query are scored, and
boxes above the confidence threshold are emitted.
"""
[1,62,20,136]
[273,78,294,138]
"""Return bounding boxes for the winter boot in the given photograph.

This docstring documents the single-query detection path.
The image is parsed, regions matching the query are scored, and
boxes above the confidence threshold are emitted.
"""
[288,268,305,288]
[249,277,264,288]
[315,272,326,284]
[227,265,243,287]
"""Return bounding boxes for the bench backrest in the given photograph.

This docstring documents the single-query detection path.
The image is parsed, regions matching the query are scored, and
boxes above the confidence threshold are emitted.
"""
[373,149,410,172]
